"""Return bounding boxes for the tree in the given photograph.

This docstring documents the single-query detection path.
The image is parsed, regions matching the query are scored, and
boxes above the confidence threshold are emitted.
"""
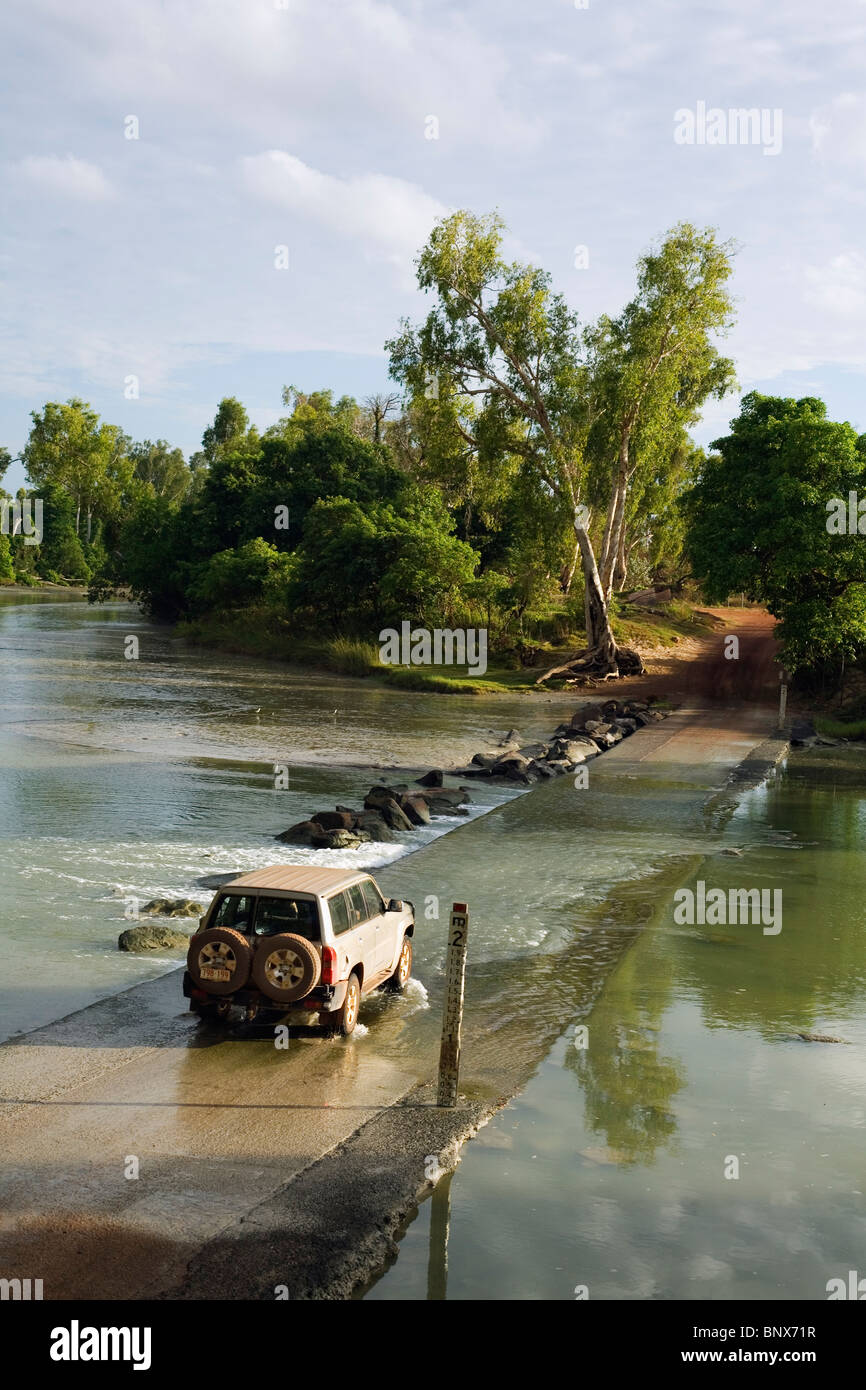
[37,480,90,579]
[684,392,866,676]
[22,399,118,540]
[362,391,401,444]
[201,397,255,463]
[587,223,736,601]
[189,538,293,612]
[0,447,11,486]
[387,210,639,672]
[129,440,191,505]
[289,489,480,632]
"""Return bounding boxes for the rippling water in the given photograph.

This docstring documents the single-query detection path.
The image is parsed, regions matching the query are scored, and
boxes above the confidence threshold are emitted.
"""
[0,595,576,1041]
[365,747,866,1300]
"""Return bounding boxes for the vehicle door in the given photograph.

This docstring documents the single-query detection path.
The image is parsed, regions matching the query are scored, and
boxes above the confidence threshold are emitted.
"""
[362,877,396,974]
[326,889,357,981]
[344,882,375,982]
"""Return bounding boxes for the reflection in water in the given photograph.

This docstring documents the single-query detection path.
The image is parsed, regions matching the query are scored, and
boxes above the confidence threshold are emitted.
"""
[427,1171,453,1301]
[367,747,866,1300]
[564,949,683,1166]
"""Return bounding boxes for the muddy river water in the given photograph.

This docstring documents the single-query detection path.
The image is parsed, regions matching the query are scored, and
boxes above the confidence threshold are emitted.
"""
[1,594,863,1301]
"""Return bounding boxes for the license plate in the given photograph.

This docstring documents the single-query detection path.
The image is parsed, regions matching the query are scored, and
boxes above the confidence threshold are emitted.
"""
[200,966,231,982]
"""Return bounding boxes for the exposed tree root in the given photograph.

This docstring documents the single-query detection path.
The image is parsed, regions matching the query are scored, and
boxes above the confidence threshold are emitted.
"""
[535,644,645,685]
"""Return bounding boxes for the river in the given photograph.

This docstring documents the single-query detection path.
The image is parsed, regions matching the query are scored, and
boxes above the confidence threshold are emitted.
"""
[2,594,863,1304]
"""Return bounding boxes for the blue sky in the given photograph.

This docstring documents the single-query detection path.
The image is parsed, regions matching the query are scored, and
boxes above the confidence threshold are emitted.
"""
[2,0,866,491]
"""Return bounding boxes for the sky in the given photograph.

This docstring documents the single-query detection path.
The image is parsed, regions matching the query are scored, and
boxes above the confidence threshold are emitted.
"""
[2,0,866,491]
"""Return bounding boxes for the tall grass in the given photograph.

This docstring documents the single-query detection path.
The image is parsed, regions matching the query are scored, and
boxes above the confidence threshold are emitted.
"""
[322,637,380,677]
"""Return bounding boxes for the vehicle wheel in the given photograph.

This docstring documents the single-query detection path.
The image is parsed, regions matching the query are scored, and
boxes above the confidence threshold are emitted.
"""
[186,928,252,996]
[385,935,413,992]
[330,973,361,1036]
[250,932,321,1005]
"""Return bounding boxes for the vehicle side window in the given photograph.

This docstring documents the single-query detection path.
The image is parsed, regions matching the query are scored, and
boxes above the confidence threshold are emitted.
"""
[212,894,254,932]
[328,891,352,936]
[346,883,368,927]
[362,879,385,918]
[254,896,319,941]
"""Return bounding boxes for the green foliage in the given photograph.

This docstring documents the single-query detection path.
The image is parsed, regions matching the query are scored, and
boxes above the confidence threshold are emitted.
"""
[38,481,90,580]
[684,392,866,674]
[189,538,294,612]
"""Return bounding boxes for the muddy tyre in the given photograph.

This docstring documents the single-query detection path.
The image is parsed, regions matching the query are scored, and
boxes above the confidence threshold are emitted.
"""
[186,928,252,996]
[251,933,321,1004]
[385,935,413,993]
[329,972,361,1036]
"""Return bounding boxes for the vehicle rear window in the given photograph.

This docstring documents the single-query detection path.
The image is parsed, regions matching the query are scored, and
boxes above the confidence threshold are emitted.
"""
[346,883,367,926]
[253,895,319,940]
[212,894,254,932]
[362,879,385,917]
[328,891,351,936]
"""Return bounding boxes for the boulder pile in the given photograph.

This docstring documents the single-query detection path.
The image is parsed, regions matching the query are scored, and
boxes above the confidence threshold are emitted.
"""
[453,697,671,785]
[277,783,471,850]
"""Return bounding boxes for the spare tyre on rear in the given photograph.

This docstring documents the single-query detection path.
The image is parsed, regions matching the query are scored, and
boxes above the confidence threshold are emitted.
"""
[251,932,321,1004]
[186,927,253,996]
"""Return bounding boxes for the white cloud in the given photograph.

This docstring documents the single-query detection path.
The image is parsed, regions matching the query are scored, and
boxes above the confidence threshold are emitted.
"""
[242,151,448,278]
[14,154,113,200]
[805,252,866,317]
[809,92,866,165]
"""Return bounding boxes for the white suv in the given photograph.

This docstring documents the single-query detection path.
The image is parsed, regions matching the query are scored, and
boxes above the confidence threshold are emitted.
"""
[183,865,415,1035]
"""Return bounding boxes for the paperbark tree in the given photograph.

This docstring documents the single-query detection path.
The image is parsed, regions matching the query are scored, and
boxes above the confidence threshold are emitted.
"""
[589,224,736,601]
[387,210,639,674]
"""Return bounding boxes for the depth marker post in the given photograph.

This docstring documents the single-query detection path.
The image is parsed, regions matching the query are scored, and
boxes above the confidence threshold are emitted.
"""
[778,668,788,730]
[437,903,469,1107]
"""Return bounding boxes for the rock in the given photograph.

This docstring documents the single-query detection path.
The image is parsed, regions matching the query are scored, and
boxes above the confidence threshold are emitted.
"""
[471,751,504,770]
[625,700,649,712]
[532,761,556,778]
[311,828,363,850]
[797,1032,848,1044]
[425,797,470,816]
[499,728,520,746]
[452,765,493,778]
[311,810,356,831]
[118,923,193,953]
[377,798,414,832]
[415,786,470,807]
[399,794,432,826]
[720,848,744,857]
[354,813,398,843]
[545,759,573,775]
[516,742,549,760]
[416,769,444,787]
[613,717,638,734]
[633,711,655,727]
[494,752,531,772]
[276,820,320,845]
[601,699,623,718]
[364,785,401,811]
[140,897,204,919]
[553,738,597,763]
[552,723,572,738]
[583,719,609,735]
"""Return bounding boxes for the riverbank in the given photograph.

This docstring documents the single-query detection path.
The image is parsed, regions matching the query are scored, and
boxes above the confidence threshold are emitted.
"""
[177,598,726,696]
[0,699,786,1300]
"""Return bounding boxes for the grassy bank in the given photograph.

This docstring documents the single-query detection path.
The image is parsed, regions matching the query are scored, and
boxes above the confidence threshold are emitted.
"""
[177,597,723,695]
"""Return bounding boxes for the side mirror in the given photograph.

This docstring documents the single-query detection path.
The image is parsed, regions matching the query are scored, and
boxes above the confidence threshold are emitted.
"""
[199,916,208,930]
[388,899,403,912]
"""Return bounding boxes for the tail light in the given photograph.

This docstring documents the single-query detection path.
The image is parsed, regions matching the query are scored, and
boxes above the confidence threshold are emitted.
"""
[321,945,337,984]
